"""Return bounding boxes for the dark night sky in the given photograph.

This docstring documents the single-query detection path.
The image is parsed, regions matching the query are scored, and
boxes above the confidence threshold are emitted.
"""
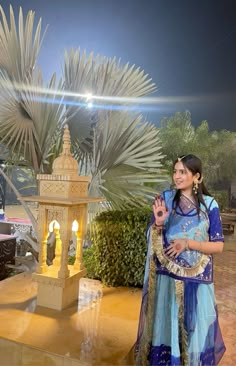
[1,0,236,130]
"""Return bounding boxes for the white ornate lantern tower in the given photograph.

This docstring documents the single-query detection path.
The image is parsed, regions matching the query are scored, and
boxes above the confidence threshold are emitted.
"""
[21,125,102,310]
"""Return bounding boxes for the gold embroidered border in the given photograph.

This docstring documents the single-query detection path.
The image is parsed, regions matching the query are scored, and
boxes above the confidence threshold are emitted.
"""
[134,227,163,365]
[175,280,189,366]
[134,256,157,366]
[152,227,210,278]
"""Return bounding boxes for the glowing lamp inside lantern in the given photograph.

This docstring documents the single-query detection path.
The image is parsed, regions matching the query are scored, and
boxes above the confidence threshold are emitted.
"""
[72,220,79,232]
[49,220,60,232]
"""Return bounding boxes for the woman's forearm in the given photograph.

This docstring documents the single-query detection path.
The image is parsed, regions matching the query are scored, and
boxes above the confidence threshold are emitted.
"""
[188,239,224,254]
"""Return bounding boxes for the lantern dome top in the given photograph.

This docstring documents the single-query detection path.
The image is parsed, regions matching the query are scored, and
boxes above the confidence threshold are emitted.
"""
[52,125,78,176]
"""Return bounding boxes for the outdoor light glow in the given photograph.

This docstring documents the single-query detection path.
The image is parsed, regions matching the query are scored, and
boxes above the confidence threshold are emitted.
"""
[72,220,79,232]
[85,93,92,101]
[49,220,60,232]
[87,102,93,108]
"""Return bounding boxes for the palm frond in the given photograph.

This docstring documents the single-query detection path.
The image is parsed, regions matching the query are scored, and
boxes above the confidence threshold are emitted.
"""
[0,70,64,173]
[63,49,156,147]
[0,5,44,80]
[87,113,165,209]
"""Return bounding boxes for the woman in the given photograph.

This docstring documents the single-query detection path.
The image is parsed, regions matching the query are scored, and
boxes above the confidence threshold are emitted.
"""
[135,154,226,366]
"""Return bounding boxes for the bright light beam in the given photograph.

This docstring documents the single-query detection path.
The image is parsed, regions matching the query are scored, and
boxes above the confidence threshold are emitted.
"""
[0,79,230,108]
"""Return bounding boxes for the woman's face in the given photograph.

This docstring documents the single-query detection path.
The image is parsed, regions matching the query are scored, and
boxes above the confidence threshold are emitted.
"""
[173,161,199,193]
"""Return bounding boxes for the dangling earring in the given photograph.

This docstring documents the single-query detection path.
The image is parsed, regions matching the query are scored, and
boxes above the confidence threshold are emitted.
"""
[193,181,198,195]
[193,177,203,195]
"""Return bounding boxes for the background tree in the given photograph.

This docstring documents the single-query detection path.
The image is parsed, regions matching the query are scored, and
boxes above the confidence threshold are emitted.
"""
[158,111,236,196]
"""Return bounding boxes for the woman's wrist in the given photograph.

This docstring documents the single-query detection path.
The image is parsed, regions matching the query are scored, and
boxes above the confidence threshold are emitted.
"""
[155,219,164,227]
[188,239,203,252]
[153,222,163,229]
[188,239,193,250]
[184,239,189,251]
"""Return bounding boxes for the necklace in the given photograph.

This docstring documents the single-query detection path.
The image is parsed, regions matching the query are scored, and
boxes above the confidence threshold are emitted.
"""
[181,193,195,208]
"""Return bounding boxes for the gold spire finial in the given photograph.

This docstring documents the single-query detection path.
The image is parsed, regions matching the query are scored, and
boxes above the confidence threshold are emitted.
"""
[52,124,79,176]
[61,124,72,157]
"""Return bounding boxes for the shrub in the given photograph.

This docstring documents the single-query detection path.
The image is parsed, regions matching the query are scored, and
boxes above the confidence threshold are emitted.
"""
[211,190,229,211]
[85,207,152,287]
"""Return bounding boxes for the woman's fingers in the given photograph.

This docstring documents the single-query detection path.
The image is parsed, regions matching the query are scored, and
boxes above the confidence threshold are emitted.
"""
[165,250,178,258]
[165,239,186,258]
[154,195,168,211]
[154,195,162,206]
[154,200,166,212]
[165,249,177,258]
[165,240,182,257]
[165,245,174,254]
[154,198,161,208]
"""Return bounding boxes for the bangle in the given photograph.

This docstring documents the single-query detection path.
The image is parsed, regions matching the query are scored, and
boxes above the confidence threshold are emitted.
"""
[184,239,190,251]
[153,223,163,229]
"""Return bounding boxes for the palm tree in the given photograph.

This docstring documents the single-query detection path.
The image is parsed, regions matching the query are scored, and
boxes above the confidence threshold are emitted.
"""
[0,6,165,253]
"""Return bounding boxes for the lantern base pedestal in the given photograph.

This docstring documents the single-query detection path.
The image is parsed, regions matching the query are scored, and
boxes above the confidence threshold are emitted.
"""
[32,265,86,310]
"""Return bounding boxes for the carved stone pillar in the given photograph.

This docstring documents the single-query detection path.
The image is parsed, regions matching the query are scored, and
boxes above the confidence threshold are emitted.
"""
[74,231,83,270]
[52,225,62,267]
[36,206,47,274]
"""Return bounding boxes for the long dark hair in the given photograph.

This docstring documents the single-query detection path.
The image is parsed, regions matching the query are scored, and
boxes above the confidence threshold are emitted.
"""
[173,154,211,214]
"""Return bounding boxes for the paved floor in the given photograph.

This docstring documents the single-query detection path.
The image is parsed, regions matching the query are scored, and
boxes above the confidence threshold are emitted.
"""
[215,240,236,366]
[0,274,141,366]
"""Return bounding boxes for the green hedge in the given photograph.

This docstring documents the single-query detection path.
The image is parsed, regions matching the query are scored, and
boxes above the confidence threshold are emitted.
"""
[84,207,152,287]
[211,190,229,211]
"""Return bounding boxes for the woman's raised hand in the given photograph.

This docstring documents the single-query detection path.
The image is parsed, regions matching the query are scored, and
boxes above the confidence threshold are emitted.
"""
[153,195,168,226]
